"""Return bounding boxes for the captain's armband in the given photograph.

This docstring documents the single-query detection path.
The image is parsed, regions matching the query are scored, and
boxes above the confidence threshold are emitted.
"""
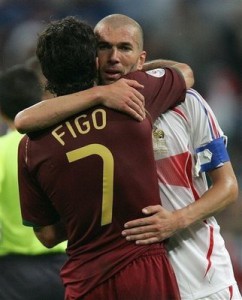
[195,137,229,175]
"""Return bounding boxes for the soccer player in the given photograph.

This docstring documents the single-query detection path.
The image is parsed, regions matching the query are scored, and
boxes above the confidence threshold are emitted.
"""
[16,14,241,299]
[0,64,66,300]
[14,15,193,133]
[17,16,188,299]
[122,88,241,299]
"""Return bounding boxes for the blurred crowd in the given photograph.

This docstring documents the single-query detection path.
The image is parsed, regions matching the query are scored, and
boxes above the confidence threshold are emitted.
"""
[0,0,241,290]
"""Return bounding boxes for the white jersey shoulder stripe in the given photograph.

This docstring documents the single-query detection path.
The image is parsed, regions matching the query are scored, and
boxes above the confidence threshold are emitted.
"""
[187,89,220,139]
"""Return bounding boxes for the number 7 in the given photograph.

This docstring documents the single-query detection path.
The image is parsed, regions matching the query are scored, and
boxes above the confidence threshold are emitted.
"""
[66,144,114,226]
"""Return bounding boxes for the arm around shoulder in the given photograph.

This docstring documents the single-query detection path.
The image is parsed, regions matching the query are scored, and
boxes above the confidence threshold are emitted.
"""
[171,63,194,89]
[14,80,145,133]
[14,87,103,133]
[143,59,194,89]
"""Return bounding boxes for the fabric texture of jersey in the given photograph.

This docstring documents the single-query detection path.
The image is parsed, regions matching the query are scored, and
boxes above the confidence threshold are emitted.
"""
[153,88,239,299]
[18,68,185,298]
[0,130,66,255]
[82,248,180,300]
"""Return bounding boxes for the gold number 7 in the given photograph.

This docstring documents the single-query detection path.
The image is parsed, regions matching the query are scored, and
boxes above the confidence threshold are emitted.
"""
[66,144,114,226]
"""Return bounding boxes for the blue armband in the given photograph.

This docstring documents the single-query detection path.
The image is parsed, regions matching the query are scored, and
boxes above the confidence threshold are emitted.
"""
[195,137,230,174]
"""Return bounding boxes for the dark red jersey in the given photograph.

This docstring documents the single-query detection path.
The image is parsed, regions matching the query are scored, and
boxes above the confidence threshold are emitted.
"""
[18,68,185,298]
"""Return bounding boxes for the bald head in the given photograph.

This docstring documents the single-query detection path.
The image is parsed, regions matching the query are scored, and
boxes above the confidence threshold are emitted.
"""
[95,14,144,50]
[94,14,146,84]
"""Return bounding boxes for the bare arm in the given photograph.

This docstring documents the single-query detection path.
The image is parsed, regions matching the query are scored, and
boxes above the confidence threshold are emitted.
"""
[33,221,67,248]
[122,162,238,244]
[143,59,194,89]
[14,79,145,133]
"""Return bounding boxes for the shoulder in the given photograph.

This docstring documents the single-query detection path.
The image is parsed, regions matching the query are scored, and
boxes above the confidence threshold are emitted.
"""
[124,68,174,82]
[184,89,217,120]
[186,88,205,103]
[182,88,208,112]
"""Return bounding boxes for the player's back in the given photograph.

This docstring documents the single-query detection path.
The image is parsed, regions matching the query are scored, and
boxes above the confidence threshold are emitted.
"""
[19,68,186,297]
[21,105,163,296]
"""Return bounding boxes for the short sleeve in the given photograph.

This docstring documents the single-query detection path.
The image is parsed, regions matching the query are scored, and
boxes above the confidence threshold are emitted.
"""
[18,136,60,227]
[124,68,186,121]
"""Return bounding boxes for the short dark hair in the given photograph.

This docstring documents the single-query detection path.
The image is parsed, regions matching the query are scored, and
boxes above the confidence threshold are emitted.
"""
[0,65,42,120]
[36,16,97,96]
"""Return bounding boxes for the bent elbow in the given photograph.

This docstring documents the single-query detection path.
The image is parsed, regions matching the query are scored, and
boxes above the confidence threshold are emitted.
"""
[34,229,61,249]
[184,64,194,89]
[14,111,28,134]
[39,237,59,249]
[43,241,57,249]
[188,70,195,89]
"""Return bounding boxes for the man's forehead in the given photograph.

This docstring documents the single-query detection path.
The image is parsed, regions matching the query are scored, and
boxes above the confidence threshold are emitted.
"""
[96,23,136,37]
[96,26,139,45]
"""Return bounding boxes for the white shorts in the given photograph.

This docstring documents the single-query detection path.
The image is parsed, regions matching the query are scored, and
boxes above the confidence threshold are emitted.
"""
[198,284,242,300]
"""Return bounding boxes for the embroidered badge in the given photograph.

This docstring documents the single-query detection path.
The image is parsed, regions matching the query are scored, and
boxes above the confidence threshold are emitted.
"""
[146,68,165,78]
[152,127,168,154]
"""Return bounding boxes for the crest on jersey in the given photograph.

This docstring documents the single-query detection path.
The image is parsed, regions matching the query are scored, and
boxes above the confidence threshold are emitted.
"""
[152,127,168,154]
[146,68,165,78]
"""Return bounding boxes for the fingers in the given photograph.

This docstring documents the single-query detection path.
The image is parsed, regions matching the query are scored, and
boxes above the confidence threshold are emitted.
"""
[126,97,145,121]
[131,88,145,104]
[105,79,146,120]
[123,79,145,104]
[142,205,163,215]
[125,107,145,121]
[124,79,144,90]
[122,225,155,239]
[121,79,145,115]
[122,230,163,244]
[126,232,157,242]
[122,225,153,237]
[124,217,149,229]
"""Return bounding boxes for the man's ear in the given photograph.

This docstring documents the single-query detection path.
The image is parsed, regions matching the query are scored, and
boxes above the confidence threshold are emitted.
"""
[137,51,147,70]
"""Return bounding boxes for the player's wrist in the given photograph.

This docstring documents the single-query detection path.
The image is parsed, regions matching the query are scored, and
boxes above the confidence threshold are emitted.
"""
[173,208,190,230]
[92,85,107,105]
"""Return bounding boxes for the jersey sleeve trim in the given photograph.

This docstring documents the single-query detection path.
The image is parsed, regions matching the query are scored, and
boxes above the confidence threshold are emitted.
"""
[22,219,39,227]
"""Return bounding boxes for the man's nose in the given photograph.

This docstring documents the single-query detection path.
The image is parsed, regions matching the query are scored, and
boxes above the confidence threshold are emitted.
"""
[109,47,120,63]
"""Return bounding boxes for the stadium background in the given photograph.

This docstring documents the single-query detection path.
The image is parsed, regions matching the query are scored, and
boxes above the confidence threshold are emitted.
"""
[0,0,241,291]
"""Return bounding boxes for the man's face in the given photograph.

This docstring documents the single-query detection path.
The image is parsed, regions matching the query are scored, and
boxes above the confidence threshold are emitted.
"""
[96,25,146,85]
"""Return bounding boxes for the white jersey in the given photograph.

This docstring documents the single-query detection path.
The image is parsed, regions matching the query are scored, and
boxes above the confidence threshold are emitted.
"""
[153,88,238,299]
